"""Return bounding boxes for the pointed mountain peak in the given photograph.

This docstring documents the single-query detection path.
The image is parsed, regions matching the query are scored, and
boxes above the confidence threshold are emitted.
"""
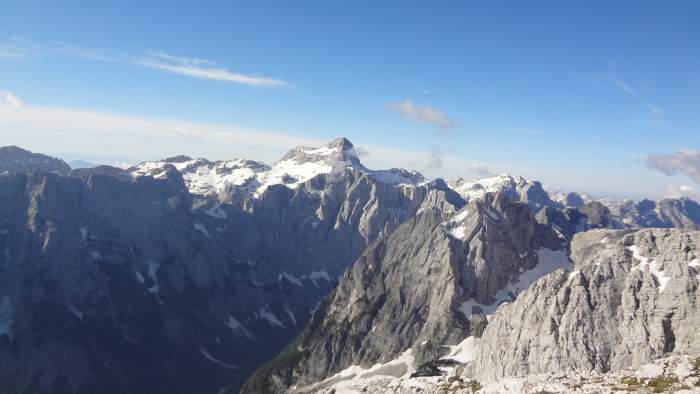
[278,137,363,169]
[327,136,354,151]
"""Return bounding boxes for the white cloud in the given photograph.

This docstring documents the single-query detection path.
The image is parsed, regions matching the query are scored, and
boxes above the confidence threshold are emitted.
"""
[595,63,663,125]
[464,163,492,177]
[424,146,444,173]
[0,91,23,109]
[0,45,32,59]
[0,40,290,88]
[646,149,700,184]
[0,91,500,182]
[662,184,700,202]
[387,100,456,130]
[0,91,317,163]
[134,52,289,87]
[606,75,638,97]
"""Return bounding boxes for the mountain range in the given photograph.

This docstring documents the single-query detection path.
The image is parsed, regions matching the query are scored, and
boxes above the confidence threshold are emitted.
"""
[0,139,698,394]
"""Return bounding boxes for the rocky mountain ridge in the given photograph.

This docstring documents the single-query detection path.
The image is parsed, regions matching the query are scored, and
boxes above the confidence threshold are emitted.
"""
[2,139,700,394]
[265,227,700,394]
[0,145,71,176]
[0,139,459,394]
[242,192,569,392]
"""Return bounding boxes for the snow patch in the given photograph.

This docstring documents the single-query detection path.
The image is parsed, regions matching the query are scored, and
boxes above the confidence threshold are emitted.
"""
[278,272,303,287]
[285,309,297,326]
[259,309,286,329]
[302,145,340,156]
[460,248,572,319]
[440,336,480,364]
[628,246,671,292]
[204,205,227,219]
[199,348,238,370]
[135,271,145,284]
[130,140,424,200]
[194,223,211,237]
[254,158,333,196]
[191,198,208,210]
[371,169,424,186]
[448,174,528,202]
[304,349,415,392]
[80,226,88,245]
[689,258,699,268]
[69,305,83,321]
[443,209,470,240]
[225,316,254,340]
[446,226,467,240]
[308,270,331,283]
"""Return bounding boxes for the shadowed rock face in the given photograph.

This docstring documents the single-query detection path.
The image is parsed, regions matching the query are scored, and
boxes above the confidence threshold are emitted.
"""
[0,146,71,175]
[0,143,464,394]
[472,228,700,381]
[242,193,563,393]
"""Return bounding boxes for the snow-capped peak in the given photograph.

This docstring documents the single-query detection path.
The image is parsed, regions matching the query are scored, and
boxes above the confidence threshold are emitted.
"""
[129,137,427,199]
[277,137,363,170]
[448,173,528,201]
[129,156,270,196]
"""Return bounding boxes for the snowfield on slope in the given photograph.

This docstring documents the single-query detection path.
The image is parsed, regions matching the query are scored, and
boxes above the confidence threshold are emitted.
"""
[460,248,573,319]
[129,138,426,198]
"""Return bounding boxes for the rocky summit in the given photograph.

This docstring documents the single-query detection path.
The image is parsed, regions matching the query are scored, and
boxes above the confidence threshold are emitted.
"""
[1,139,700,394]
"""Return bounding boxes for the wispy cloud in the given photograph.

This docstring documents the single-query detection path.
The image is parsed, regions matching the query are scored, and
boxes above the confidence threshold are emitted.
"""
[0,45,33,59]
[605,75,638,97]
[134,52,288,87]
[0,90,315,163]
[388,100,456,131]
[594,61,664,125]
[354,146,370,157]
[514,127,550,136]
[465,162,492,177]
[0,39,290,87]
[662,184,700,202]
[646,149,700,184]
[0,89,495,182]
[424,145,444,173]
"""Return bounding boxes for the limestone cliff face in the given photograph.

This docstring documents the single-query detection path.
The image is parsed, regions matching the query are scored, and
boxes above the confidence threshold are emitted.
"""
[472,228,700,381]
[242,193,563,393]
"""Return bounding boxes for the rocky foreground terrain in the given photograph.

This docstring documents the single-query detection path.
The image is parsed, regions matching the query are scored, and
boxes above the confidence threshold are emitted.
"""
[302,355,700,393]
[246,227,700,393]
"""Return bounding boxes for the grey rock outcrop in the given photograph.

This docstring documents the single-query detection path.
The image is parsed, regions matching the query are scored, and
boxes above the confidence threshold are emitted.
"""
[448,174,558,214]
[607,198,700,230]
[472,228,700,381]
[0,145,71,175]
[242,192,563,393]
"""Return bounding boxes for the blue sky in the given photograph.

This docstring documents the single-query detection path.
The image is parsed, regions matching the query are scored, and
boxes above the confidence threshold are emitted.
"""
[0,1,698,199]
